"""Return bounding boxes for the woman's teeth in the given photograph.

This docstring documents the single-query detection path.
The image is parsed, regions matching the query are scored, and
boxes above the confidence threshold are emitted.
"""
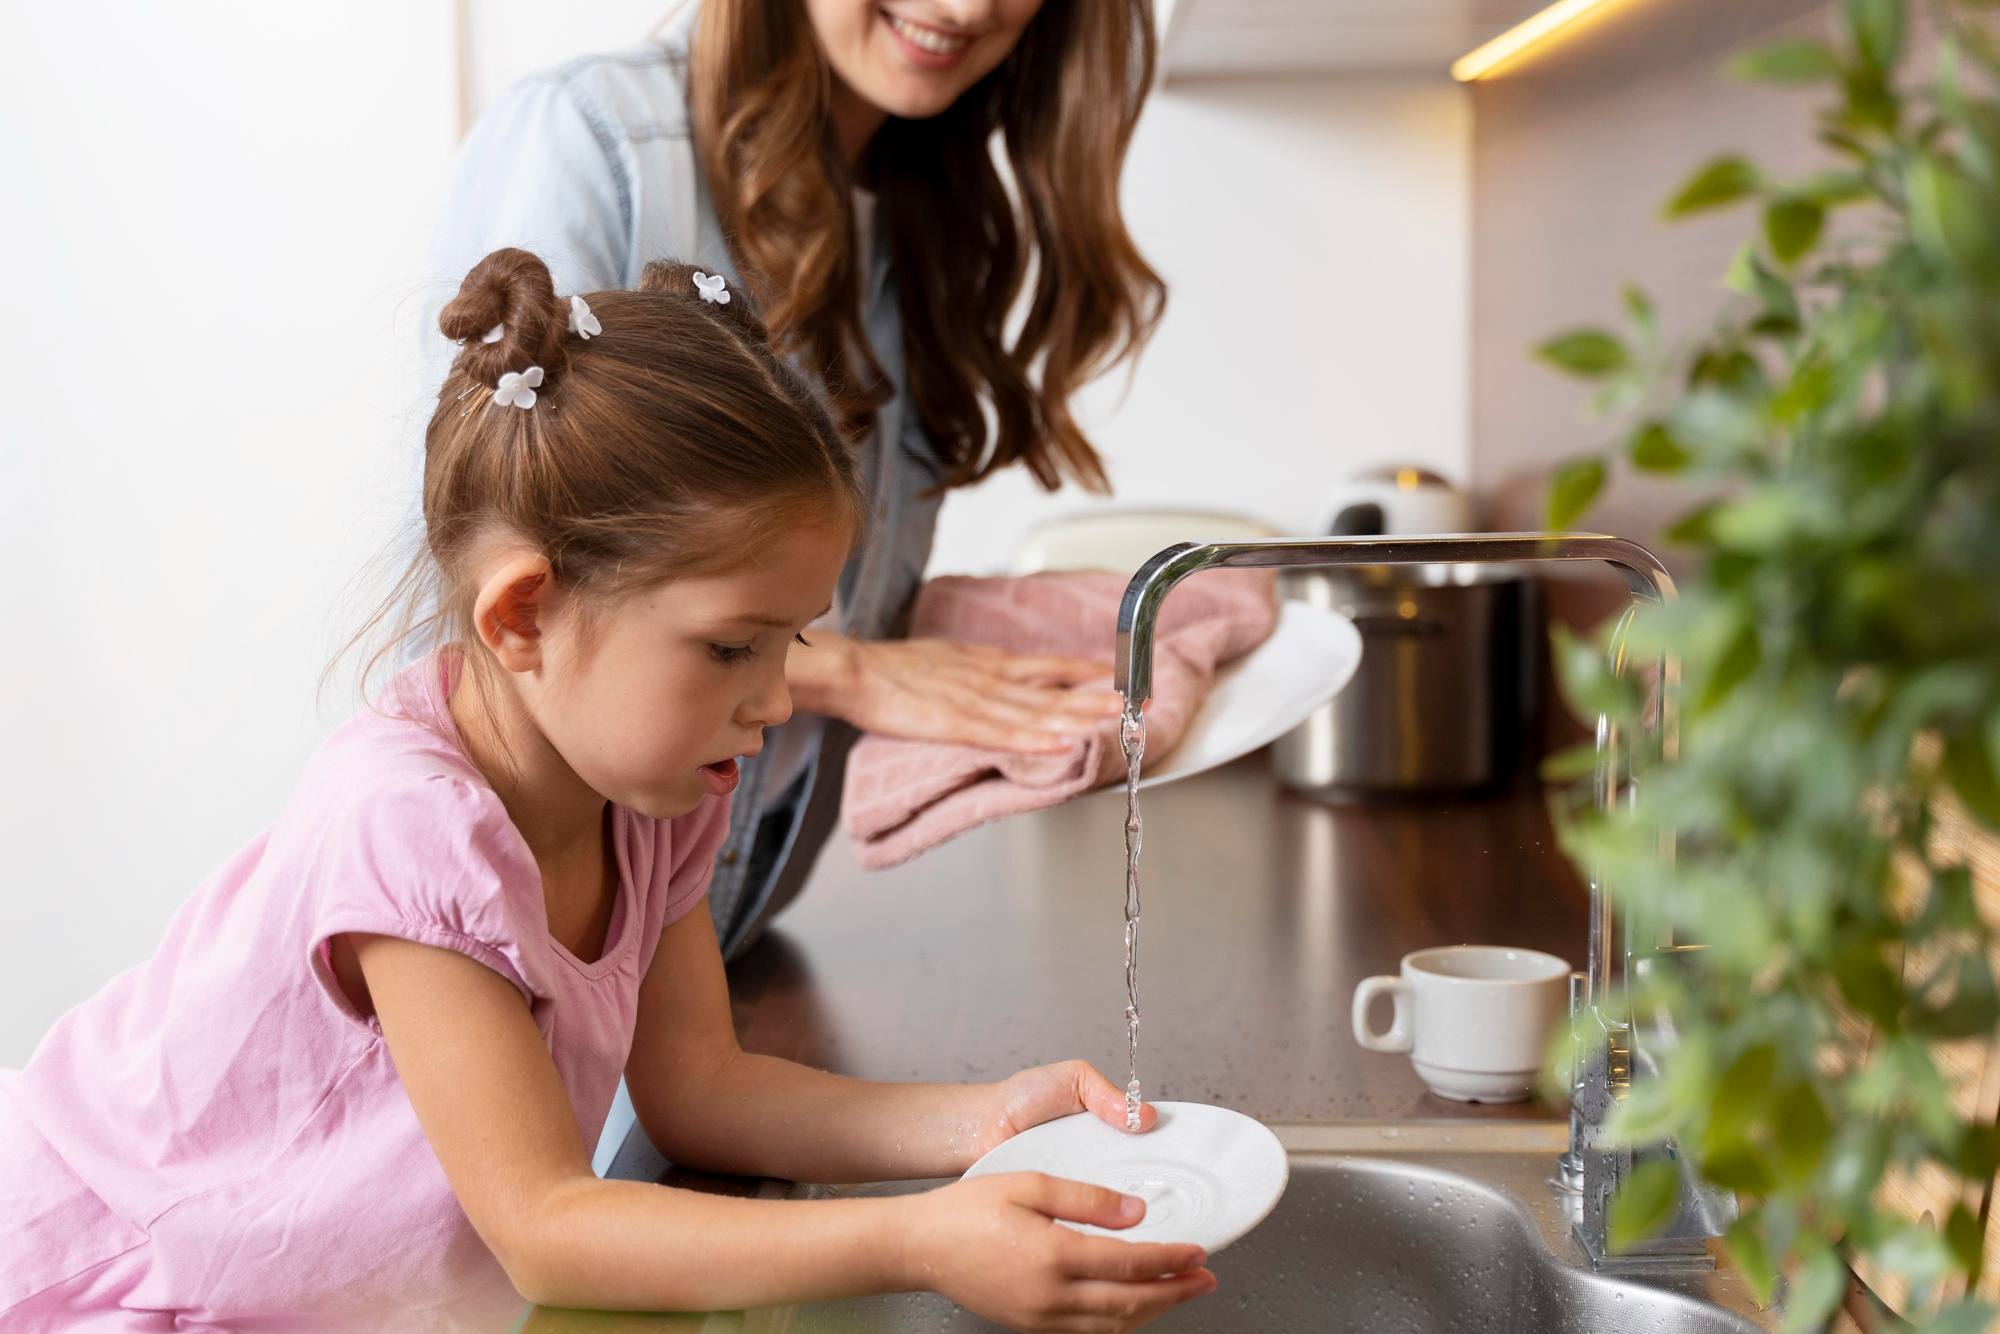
[888,15,972,56]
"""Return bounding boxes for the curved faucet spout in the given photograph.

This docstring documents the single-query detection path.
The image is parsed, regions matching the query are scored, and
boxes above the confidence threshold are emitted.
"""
[1112,532,1674,706]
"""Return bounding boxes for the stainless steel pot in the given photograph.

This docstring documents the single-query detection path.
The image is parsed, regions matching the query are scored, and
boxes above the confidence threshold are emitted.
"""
[1272,564,1536,797]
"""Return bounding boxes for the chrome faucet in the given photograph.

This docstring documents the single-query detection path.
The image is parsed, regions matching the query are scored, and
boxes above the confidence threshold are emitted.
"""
[1113,532,1730,1272]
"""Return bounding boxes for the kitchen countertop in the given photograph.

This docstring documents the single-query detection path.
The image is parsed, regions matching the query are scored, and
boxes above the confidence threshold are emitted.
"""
[727,753,1587,1119]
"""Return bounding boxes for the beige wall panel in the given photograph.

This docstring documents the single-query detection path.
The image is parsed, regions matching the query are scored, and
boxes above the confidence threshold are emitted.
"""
[1470,0,1829,541]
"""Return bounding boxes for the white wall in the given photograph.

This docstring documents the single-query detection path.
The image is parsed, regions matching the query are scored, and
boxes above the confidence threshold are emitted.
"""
[0,11,1468,1065]
[925,73,1471,576]
[461,0,691,128]
[0,5,459,1066]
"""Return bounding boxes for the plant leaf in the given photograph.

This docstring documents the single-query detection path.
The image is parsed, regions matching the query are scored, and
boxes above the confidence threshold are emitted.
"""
[1797,169,1873,206]
[1924,1301,2000,1334]
[1666,156,1764,217]
[1689,347,1769,392]
[1732,39,1842,84]
[1537,329,1629,377]
[1752,258,1803,328]
[1842,0,1903,73]
[1915,954,2000,1039]
[1631,422,1690,472]
[1782,1246,1848,1334]
[1826,1127,1892,1210]
[1666,502,1719,546]
[1608,1158,1683,1252]
[1546,457,1607,530]
[1539,743,1604,783]
[1725,1219,1779,1304]
[1711,550,1756,589]
[1703,1141,1778,1194]
[1711,1045,1778,1131]
[1724,244,1801,333]
[1621,282,1660,343]
[1843,68,1901,133]
[1908,155,1997,279]
[1700,622,1761,710]
[1765,198,1825,262]
[1934,865,1980,932]
[1835,946,1903,1027]
[1548,623,1640,721]
[1774,1084,1830,1183]
[1947,1203,1986,1280]
[1725,241,1759,295]
[1943,731,2000,828]
[1954,1121,2000,1180]
[1875,1218,1961,1288]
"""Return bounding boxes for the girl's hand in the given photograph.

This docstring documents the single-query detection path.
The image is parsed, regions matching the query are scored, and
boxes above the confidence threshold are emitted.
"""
[972,1060,1155,1161]
[788,632,1122,754]
[902,1173,1216,1333]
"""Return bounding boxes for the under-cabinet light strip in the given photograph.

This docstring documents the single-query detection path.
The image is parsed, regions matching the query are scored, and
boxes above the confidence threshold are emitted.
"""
[1450,0,1618,82]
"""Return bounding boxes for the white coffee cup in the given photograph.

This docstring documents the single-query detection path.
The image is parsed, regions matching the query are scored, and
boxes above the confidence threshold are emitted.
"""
[1350,945,1571,1103]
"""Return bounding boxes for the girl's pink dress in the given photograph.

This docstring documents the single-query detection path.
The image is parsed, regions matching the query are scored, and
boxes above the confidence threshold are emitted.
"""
[0,662,730,1330]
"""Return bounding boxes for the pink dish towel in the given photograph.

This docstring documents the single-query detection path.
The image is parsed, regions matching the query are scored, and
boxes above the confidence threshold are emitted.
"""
[841,569,1278,869]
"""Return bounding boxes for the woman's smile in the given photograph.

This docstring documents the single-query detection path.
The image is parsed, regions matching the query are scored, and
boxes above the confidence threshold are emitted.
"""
[807,0,1046,131]
[885,13,975,67]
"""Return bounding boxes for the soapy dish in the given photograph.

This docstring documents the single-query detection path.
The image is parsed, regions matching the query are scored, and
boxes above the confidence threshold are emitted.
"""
[1137,601,1361,789]
[962,1102,1289,1253]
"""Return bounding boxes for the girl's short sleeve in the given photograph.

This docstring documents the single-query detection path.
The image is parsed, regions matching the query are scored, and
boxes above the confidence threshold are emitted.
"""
[307,775,544,1024]
[653,794,733,933]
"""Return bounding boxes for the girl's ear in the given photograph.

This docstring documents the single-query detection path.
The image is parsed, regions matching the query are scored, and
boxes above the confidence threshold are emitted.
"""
[472,556,555,674]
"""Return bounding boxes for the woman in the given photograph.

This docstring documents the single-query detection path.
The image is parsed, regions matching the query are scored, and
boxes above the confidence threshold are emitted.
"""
[428,0,1163,962]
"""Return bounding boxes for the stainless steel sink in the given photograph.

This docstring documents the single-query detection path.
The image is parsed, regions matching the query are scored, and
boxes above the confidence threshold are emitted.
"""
[745,1124,1776,1334]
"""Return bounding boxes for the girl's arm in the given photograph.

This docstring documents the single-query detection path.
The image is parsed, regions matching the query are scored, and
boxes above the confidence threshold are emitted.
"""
[350,932,1213,1326]
[622,902,1143,1184]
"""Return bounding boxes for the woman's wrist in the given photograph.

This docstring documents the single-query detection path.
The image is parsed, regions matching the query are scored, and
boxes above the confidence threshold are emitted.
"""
[786,631,862,718]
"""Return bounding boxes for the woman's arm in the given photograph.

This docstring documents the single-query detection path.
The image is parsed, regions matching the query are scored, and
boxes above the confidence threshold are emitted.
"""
[351,930,1213,1324]
[788,631,1123,755]
[623,904,1146,1184]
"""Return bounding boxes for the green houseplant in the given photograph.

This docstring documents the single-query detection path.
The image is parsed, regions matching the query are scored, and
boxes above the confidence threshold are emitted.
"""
[1538,1,2000,1329]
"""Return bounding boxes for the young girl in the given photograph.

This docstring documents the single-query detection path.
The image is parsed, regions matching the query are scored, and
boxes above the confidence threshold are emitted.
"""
[0,251,1215,1331]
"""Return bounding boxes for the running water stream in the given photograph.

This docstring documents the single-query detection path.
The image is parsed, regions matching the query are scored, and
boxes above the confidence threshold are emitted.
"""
[1119,699,1146,1132]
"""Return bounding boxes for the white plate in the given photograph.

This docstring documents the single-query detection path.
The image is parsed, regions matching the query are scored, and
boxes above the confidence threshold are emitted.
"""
[962,1102,1289,1253]
[1138,600,1362,789]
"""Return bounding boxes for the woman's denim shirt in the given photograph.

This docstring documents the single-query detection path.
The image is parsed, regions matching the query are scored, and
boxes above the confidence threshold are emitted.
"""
[424,15,946,959]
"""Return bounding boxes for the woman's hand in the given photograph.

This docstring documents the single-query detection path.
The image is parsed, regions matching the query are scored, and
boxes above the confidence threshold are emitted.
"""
[901,1174,1215,1333]
[970,1060,1155,1161]
[789,632,1122,754]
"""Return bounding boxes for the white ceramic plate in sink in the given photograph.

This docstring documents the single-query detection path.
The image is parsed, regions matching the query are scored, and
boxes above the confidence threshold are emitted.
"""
[962,1102,1289,1253]
[1138,601,1362,789]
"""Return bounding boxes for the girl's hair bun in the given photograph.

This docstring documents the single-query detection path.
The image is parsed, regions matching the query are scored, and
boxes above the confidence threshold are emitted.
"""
[439,248,570,390]
[349,246,865,708]
[638,260,774,347]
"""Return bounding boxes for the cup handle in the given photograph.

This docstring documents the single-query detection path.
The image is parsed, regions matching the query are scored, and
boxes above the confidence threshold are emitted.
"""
[1352,975,1414,1053]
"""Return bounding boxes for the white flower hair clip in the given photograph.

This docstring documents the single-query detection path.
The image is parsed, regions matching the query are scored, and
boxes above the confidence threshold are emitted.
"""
[568,295,601,339]
[481,324,505,343]
[492,366,544,410]
[692,271,732,305]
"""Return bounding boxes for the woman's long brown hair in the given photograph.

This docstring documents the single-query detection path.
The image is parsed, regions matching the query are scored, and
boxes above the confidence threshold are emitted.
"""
[690,0,1164,492]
